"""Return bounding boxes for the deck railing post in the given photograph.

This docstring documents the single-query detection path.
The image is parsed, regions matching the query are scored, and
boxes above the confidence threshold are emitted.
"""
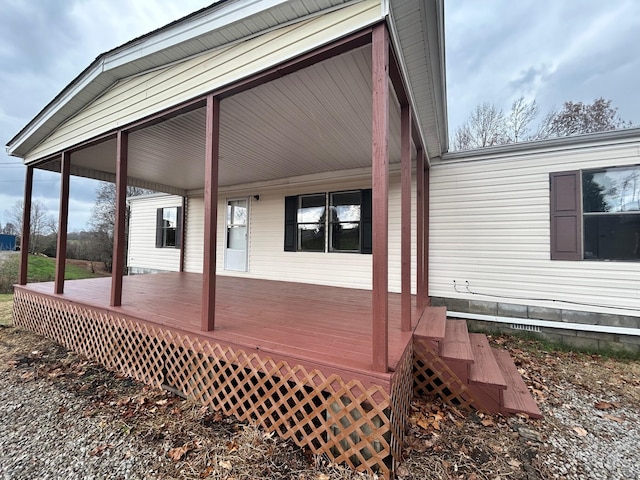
[416,148,425,309]
[400,103,412,331]
[371,23,389,372]
[202,94,220,332]
[111,130,128,307]
[54,152,71,294]
[18,166,34,285]
[424,165,430,306]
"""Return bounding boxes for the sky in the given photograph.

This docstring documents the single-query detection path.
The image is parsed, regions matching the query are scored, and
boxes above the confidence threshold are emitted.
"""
[1,0,639,232]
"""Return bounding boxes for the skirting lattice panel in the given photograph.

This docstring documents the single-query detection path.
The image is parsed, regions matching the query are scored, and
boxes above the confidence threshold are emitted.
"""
[13,288,412,478]
[413,337,477,411]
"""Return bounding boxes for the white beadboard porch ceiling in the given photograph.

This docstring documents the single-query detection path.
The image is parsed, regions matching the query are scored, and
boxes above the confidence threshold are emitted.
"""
[68,46,408,193]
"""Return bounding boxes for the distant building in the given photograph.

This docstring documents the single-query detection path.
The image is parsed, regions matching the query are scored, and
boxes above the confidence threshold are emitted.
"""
[0,234,16,251]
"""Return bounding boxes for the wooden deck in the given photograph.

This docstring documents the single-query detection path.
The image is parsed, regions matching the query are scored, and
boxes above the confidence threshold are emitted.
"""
[21,272,418,392]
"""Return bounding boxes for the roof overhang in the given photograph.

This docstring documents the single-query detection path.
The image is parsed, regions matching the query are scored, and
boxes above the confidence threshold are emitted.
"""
[7,0,447,166]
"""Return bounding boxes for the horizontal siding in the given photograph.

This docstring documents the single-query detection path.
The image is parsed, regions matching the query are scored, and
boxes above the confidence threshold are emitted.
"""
[127,195,182,271]
[25,0,382,162]
[184,172,418,294]
[430,142,640,317]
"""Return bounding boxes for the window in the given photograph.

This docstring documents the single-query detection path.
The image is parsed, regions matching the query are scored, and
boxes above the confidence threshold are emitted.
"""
[550,166,640,261]
[284,189,371,254]
[155,206,182,248]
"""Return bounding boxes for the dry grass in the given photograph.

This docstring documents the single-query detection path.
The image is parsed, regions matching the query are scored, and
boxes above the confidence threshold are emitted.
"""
[0,296,12,326]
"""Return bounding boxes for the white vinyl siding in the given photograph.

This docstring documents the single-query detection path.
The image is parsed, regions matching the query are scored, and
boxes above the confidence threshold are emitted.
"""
[430,141,640,317]
[183,172,418,293]
[25,0,382,163]
[127,194,182,272]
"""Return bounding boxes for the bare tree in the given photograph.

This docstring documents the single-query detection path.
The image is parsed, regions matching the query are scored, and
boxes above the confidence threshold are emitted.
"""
[4,200,55,253]
[88,182,150,271]
[505,97,539,143]
[452,102,506,150]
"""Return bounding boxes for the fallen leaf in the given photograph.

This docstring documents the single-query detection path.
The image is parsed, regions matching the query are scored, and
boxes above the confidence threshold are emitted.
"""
[508,459,522,468]
[168,443,192,462]
[481,418,495,427]
[200,466,214,478]
[57,406,67,414]
[89,444,110,456]
[219,460,232,471]
[594,401,615,410]
[573,426,588,437]
[155,398,169,406]
[603,414,625,423]
[226,440,239,453]
[317,475,330,480]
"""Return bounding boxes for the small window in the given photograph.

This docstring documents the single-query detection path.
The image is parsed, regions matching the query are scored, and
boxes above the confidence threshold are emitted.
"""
[329,191,361,252]
[297,194,326,252]
[583,166,640,260]
[156,206,181,248]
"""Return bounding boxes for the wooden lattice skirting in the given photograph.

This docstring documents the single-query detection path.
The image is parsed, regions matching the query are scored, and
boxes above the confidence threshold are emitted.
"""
[412,337,477,411]
[13,288,413,478]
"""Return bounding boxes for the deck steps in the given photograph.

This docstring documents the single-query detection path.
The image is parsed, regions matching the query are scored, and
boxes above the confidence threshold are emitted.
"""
[493,349,543,419]
[413,306,446,341]
[412,307,541,419]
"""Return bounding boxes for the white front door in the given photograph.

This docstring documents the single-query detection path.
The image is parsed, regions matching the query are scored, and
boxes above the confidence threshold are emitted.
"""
[224,198,248,272]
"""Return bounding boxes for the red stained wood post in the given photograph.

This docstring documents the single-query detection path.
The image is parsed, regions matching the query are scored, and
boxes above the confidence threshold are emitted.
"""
[416,148,425,309]
[110,130,128,307]
[18,166,34,285]
[371,23,389,372]
[400,104,412,331]
[179,196,186,273]
[202,95,220,332]
[54,152,71,294]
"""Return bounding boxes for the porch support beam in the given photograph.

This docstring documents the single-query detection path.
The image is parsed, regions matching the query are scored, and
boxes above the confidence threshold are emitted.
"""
[18,166,34,285]
[54,152,71,294]
[400,104,412,331]
[202,95,220,332]
[179,196,186,273]
[371,23,389,373]
[110,130,128,307]
[416,148,425,309]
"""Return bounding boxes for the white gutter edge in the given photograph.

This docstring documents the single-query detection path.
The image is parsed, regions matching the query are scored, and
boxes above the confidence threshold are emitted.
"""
[448,311,640,337]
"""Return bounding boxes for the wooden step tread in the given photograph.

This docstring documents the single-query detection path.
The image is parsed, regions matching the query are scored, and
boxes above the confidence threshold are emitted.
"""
[440,319,474,363]
[493,349,542,419]
[413,306,447,341]
[468,334,507,389]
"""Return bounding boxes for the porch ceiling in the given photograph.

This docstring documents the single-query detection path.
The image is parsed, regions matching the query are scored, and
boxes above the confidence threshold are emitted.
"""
[66,46,406,193]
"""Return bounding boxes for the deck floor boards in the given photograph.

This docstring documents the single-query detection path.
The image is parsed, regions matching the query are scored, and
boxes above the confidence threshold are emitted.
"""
[23,273,419,391]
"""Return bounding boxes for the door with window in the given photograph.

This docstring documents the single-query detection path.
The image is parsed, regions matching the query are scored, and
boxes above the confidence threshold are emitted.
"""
[225,198,248,271]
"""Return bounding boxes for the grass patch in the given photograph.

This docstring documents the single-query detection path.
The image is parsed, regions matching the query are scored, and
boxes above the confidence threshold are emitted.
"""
[0,254,103,293]
[0,293,13,303]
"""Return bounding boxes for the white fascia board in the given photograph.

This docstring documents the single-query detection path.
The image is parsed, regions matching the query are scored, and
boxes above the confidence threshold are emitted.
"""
[6,65,106,157]
[102,0,295,71]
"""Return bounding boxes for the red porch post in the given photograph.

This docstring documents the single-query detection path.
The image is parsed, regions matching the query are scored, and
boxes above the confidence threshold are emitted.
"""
[110,130,128,307]
[371,23,389,372]
[416,148,425,309]
[202,95,220,332]
[18,166,34,285]
[54,152,71,294]
[400,104,412,331]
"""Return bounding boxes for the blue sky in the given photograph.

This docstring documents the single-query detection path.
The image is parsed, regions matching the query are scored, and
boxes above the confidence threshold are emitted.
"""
[1,0,639,231]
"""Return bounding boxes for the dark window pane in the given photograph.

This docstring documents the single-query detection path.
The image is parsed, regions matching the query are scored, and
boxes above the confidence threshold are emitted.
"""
[331,222,360,251]
[298,194,325,223]
[584,214,640,260]
[330,191,361,221]
[164,227,176,247]
[583,167,640,213]
[298,224,325,251]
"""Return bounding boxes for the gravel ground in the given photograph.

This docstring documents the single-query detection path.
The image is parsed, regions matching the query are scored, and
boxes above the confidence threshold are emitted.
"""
[0,309,639,480]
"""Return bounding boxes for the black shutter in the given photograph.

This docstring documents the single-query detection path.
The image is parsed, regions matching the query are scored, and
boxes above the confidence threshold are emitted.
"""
[284,196,297,251]
[155,208,163,248]
[360,188,372,254]
[550,171,582,260]
[175,206,183,249]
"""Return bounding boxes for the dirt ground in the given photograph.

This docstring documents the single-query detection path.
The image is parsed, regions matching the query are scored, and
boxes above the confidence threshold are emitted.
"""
[0,300,638,479]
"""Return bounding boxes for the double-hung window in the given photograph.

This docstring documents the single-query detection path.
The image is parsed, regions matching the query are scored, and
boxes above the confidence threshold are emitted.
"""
[284,189,372,254]
[550,165,640,260]
[155,206,182,249]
